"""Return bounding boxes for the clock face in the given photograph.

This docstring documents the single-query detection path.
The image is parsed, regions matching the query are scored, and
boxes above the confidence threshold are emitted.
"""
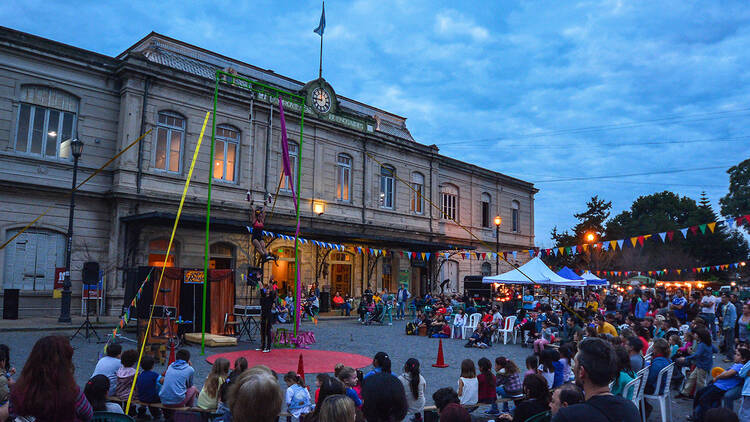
[311,87,331,113]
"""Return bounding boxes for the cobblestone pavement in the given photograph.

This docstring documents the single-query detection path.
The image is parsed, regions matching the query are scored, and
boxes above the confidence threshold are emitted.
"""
[2,318,732,420]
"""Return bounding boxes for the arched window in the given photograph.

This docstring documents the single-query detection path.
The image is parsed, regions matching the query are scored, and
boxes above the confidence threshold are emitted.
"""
[411,172,424,214]
[148,238,178,267]
[441,184,458,221]
[380,165,395,209]
[512,200,520,232]
[481,262,492,276]
[280,143,298,191]
[336,153,352,201]
[214,125,239,182]
[154,111,185,172]
[15,85,78,158]
[481,192,491,228]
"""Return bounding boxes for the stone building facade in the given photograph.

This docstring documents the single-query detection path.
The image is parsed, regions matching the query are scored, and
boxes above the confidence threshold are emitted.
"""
[0,27,537,316]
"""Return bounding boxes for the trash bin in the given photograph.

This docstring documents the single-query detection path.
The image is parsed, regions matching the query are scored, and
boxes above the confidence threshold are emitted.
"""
[3,289,19,319]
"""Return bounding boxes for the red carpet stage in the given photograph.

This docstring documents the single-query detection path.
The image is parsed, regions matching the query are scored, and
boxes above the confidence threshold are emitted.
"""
[206,349,372,374]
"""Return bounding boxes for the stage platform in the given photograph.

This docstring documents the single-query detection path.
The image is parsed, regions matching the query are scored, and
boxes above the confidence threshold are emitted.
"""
[206,348,372,374]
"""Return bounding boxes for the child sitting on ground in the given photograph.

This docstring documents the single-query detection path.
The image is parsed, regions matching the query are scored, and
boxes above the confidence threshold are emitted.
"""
[197,357,230,411]
[478,358,499,415]
[524,355,538,379]
[135,354,163,420]
[115,349,139,400]
[84,374,124,414]
[457,359,479,406]
[284,371,313,422]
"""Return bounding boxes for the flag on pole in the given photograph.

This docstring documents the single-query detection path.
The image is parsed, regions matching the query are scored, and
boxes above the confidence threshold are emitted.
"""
[314,2,326,36]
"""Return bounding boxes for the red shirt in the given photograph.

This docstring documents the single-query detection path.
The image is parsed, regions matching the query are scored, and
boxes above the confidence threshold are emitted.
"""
[639,336,649,353]
[477,373,497,401]
[481,314,493,324]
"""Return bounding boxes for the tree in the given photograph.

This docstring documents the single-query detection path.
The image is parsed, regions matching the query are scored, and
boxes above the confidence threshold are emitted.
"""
[606,191,749,280]
[572,195,612,240]
[721,158,750,234]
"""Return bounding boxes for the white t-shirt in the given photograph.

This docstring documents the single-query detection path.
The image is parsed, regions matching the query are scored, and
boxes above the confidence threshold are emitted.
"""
[106,402,124,414]
[701,295,720,314]
[458,377,478,405]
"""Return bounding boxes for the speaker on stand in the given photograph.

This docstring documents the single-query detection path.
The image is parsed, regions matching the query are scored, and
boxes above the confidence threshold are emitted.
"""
[71,261,101,342]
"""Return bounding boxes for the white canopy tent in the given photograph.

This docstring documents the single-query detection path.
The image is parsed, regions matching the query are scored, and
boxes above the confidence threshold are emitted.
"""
[581,270,609,286]
[482,256,586,287]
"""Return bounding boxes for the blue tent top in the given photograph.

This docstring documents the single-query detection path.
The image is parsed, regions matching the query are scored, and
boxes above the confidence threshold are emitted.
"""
[556,266,584,281]
[581,270,609,286]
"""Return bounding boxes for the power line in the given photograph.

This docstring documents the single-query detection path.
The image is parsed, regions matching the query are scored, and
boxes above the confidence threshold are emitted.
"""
[436,107,750,146]
[528,164,730,183]
[442,134,750,150]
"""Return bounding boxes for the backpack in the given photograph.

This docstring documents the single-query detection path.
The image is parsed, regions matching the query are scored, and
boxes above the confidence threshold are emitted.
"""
[406,322,416,335]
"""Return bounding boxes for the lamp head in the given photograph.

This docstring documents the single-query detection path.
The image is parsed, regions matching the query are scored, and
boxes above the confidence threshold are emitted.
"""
[70,138,83,158]
[493,216,502,227]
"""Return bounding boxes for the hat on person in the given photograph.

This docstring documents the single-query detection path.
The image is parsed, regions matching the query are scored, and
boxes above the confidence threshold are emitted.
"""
[655,314,666,322]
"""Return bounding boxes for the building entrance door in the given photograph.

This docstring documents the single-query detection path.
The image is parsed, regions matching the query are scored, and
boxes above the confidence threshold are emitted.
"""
[329,252,353,296]
[330,264,351,296]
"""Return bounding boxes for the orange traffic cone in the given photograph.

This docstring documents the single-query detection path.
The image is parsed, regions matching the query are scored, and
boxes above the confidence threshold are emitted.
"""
[432,339,449,368]
[297,353,306,385]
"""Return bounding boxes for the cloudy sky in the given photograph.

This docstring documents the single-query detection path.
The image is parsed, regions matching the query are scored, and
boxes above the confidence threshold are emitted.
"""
[3,0,750,246]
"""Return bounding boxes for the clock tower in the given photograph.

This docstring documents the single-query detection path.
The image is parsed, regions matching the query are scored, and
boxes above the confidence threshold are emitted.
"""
[302,78,338,116]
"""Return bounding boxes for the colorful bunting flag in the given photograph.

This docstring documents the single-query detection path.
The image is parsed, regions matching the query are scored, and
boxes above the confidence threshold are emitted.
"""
[630,237,637,247]
[707,222,716,233]
[658,232,666,242]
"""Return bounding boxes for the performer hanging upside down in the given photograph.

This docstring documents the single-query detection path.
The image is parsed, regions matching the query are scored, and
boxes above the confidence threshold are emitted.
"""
[251,206,276,263]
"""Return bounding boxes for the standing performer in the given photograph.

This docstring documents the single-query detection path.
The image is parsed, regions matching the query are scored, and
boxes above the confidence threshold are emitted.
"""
[251,206,276,263]
[259,281,276,353]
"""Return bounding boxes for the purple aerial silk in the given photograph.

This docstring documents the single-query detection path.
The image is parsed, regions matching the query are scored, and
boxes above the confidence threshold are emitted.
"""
[278,97,303,334]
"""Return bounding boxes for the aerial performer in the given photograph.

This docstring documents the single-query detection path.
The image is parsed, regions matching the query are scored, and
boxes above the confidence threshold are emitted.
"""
[251,205,277,263]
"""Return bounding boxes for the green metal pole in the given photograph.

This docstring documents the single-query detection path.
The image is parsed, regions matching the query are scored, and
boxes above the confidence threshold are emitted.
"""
[293,99,305,338]
[202,75,219,355]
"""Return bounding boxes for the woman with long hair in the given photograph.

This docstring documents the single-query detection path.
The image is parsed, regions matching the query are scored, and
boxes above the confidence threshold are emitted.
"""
[498,373,551,422]
[9,335,93,422]
[397,358,426,421]
[362,373,408,422]
[198,357,231,410]
[364,352,391,378]
[319,394,357,422]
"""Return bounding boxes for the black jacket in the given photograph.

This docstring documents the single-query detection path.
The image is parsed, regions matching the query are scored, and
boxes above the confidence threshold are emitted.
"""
[260,288,276,317]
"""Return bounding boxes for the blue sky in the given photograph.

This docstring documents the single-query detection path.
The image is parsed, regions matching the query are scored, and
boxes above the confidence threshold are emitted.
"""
[3,0,750,246]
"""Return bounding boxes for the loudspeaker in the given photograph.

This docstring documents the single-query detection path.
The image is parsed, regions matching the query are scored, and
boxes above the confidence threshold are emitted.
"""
[82,261,100,284]
[3,289,19,320]
[319,291,330,313]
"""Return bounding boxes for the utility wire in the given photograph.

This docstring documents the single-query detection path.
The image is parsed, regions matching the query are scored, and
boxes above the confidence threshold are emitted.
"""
[529,165,730,183]
[437,107,750,146]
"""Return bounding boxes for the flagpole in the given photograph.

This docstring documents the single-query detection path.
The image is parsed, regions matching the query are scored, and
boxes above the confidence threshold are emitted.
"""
[319,33,323,79]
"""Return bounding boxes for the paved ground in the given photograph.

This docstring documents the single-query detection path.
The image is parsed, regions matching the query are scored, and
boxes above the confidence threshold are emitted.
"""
[0,318,733,420]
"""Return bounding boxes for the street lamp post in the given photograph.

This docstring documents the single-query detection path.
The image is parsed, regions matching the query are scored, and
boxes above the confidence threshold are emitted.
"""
[59,138,83,323]
[494,216,502,273]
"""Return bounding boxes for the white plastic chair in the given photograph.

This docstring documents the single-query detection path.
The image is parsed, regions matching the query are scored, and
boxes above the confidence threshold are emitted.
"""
[463,313,482,339]
[622,375,641,403]
[643,363,674,422]
[635,367,650,419]
[496,315,517,344]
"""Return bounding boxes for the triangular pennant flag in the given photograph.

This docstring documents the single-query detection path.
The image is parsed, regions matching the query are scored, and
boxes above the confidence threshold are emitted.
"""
[553,248,559,256]
[667,231,674,241]
[425,253,431,260]
[630,237,638,247]
[707,222,716,233]
[617,239,624,249]
[559,247,565,255]
[583,244,589,252]
[699,224,707,234]
[726,218,735,229]
[512,251,518,259]
[565,246,572,255]
[421,252,426,260]
[529,250,534,257]
[677,269,681,275]
[602,242,610,251]
[637,236,645,247]
[571,246,577,254]
[610,240,618,250]
[690,226,698,235]
[680,228,689,238]
[745,215,750,224]
[658,232,666,242]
